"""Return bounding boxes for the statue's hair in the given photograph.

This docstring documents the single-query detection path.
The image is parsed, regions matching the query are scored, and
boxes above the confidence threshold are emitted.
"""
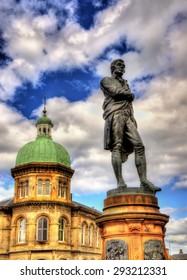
[110,58,124,74]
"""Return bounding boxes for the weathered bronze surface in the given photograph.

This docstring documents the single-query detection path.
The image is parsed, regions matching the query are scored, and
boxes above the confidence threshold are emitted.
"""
[100,58,161,195]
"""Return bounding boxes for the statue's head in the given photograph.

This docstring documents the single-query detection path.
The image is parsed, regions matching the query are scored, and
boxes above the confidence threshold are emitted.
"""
[110,58,125,76]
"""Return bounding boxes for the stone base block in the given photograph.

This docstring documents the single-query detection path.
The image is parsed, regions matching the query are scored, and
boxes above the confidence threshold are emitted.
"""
[96,192,169,260]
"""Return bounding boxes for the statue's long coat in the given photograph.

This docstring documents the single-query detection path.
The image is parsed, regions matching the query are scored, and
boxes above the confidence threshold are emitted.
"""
[100,76,136,162]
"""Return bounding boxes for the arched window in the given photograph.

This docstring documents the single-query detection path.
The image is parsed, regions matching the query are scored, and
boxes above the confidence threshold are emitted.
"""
[89,224,94,246]
[58,218,65,241]
[95,227,99,247]
[37,217,48,242]
[18,218,26,243]
[81,222,87,245]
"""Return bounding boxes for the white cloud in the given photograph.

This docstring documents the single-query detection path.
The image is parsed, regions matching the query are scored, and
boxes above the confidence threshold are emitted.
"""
[168,18,187,78]
[132,75,187,184]
[0,102,35,171]
[161,207,187,216]
[172,175,187,190]
[32,12,58,33]
[0,181,14,201]
[1,0,186,101]
[94,0,187,80]
[165,217,187,254]
[161,207,179,215]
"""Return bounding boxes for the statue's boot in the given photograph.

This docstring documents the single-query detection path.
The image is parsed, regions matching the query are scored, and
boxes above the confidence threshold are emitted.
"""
[112,152,127,188]
[135,154,161,192]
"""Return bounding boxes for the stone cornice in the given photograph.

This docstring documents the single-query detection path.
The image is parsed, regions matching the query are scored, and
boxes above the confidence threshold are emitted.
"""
[11,200,73,209]
[8,200,102,218]
[96,211,169,224]
[7,248,101,254]
[11,162,74,178]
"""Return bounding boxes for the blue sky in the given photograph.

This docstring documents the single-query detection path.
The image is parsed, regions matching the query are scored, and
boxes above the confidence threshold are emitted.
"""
[0,0,187,254]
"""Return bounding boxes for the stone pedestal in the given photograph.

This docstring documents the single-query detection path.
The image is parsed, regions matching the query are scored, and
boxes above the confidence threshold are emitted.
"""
[96,188,169,260]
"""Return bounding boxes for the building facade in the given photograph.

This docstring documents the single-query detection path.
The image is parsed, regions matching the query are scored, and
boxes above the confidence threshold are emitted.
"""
[0,105,102,260]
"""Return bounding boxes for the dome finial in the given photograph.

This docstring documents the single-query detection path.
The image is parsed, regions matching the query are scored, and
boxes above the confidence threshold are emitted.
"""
[35,97,53,138]
[43,96,47,116]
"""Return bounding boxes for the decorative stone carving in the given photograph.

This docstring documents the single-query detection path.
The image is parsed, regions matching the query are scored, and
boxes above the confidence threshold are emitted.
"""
[128,223,141,232]
[144,240,165,260]
[105,239,128,260]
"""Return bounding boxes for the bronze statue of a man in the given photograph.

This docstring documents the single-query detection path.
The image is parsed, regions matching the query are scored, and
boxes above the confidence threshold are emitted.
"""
[100,58,160,192]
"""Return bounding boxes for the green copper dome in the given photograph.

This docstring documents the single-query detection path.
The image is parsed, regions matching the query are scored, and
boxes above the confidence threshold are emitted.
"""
[15,101,71,167]
[15,136,71,167]
[35,116,53,126]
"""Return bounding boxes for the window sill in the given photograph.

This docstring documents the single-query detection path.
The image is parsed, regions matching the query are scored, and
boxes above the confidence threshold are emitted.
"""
[16,242,28,246]
[36,241,49,244]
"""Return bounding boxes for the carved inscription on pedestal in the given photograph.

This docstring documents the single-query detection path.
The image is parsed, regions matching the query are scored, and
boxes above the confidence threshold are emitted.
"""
[144,240,165,260]
[105,239,128,260]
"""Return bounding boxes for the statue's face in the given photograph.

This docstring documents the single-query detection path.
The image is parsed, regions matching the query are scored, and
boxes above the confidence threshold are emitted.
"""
[113,60,125,76]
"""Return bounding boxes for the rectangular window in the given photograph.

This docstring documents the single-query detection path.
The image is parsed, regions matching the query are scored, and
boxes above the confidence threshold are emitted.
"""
[20,182,24,198]
[58,219,65,241]
[25,180,29,197]
[37,180,42,195]
[58,181,62,197]
[62,188,66,199]
[38,218,48,242]
[58,180,67,198]
[45,180,50,196]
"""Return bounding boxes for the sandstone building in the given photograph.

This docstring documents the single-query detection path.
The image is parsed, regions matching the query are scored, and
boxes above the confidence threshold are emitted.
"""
[0,105,102,260]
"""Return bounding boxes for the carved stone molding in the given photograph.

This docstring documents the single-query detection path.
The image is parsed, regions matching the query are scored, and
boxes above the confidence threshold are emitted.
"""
[128,223,141,232]
[11,162,74,178]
